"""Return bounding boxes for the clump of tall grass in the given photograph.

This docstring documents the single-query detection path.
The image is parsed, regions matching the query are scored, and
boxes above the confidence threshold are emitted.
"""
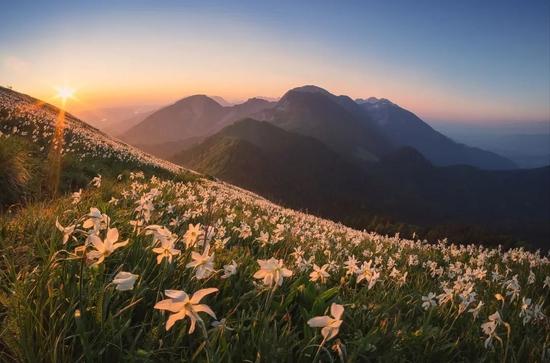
[0,137,40,210]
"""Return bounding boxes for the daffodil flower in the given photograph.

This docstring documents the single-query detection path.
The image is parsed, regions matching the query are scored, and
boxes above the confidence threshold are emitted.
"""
[221,260,238,279]
[82,207,110,234]
[55,218,75,244]
[112,271,139,291]
[152,238,181,264]
[154,288,218,332]
[184,223,202,248]
[309,264,330,283]
[86,228,128,265]
[186,245,215,279]
[307,303,344,341]
[253,258,293,288]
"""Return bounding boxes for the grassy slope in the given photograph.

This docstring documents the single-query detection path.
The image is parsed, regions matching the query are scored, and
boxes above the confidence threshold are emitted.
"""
[0,88,549,362]
[0,170,549,362]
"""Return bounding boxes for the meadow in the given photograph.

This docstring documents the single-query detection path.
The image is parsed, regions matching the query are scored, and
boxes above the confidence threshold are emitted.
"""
[0,87,549,362]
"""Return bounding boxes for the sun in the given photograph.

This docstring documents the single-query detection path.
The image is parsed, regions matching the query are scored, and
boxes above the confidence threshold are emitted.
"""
[55,86,76,101]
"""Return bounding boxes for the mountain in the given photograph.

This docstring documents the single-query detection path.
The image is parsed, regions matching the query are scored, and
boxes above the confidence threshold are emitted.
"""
[356,97,517,169]
[255,86,391,161]
[121,95,275,147]
[174,119,550,247]
[173,118,366,212]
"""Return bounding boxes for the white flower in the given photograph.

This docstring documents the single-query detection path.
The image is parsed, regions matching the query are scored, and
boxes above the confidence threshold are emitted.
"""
[255,231,270,246]
[186,245,215,279]
[253,258,293,288]
[356,261,380,289]
[309,264,330,284]
[221,260,238,279]
[91,174,102,188]
[154,288,218,332]
[86,228,128,265]
[344,255,359,275]
[152,237,181,264]
[481,311,502,349]
[421,292,437,310]
[113,271,139,291]
[527,270,535,285]
[82,207,109,234]
[544,276,550,289]
[55,218,75,244]
[184,223,202,248]
[468,300,484,320]
[307,303,344,341]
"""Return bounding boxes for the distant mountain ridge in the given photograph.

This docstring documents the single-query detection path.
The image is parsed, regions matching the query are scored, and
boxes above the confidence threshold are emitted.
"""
[121,95,275,146]
[173,118,550,247]
[123,84,516,170]
[356,97,516,169]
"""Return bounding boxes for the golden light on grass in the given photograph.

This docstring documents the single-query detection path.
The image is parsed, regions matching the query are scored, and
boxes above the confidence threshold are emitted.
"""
[47,85,75,196]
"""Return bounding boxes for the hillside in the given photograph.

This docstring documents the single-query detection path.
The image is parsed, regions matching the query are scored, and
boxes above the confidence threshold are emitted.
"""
[173,119,366,214]
[0,87,548,362]
[174,120,550,248]
[357,97,517,169]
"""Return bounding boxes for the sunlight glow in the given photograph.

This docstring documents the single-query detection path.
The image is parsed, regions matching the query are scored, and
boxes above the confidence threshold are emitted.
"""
[55,86,75,101]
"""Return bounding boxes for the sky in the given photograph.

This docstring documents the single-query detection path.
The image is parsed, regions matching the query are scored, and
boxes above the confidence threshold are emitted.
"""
[1,0,549,124]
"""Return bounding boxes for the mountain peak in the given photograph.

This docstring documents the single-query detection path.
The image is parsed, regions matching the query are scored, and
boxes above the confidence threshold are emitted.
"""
[288,85,333,96]
[356,97,395,106]
[240,97,272,106]
[175,94,222,107]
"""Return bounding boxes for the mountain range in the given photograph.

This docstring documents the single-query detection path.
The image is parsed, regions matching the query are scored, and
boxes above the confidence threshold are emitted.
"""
[117,85,550,246]
[122,85,516,169]
[172,118,550,248]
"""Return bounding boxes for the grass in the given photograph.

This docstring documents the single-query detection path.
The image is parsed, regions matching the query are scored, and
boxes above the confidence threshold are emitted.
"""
[0,170,548,362]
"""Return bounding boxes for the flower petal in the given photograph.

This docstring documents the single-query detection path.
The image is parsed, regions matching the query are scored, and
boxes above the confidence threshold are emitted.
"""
[307,316,331,327]
[331,303,344,320]
[190,288,218,304]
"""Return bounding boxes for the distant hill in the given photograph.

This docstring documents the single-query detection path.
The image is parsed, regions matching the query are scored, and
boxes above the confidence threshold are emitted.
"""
[173,118,366,213]
[174,118,550,247]
[121,95,275,146]
[356,97,517,169]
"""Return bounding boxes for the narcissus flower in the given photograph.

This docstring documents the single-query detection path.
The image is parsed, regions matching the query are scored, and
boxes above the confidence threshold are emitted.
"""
[152,238,181,264]
[86,228,128,265]
[184,223,202,248]
[113,271,139,291]
[55,218,75,244]
[422,292,437,310]
[83,207,109,234]
[253,258,293,288]
[154,288,218,332]
[309,264,330,283]
[221,260,238,279]
[307,303,344,341]
[186,245,215,279]
[91,174,102,188]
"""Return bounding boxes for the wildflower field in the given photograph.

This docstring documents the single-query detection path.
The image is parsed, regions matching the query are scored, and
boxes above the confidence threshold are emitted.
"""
[0,87,549,362]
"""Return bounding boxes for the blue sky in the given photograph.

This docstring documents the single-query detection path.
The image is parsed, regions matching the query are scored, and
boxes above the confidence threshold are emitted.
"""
[1,0,549,123]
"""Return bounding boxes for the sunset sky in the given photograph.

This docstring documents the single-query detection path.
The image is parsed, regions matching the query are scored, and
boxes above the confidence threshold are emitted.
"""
[1,0,549,123]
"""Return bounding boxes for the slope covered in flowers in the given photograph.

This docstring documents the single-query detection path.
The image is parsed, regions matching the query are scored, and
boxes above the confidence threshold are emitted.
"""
[0,86,180,172]
[0,87,549,362]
